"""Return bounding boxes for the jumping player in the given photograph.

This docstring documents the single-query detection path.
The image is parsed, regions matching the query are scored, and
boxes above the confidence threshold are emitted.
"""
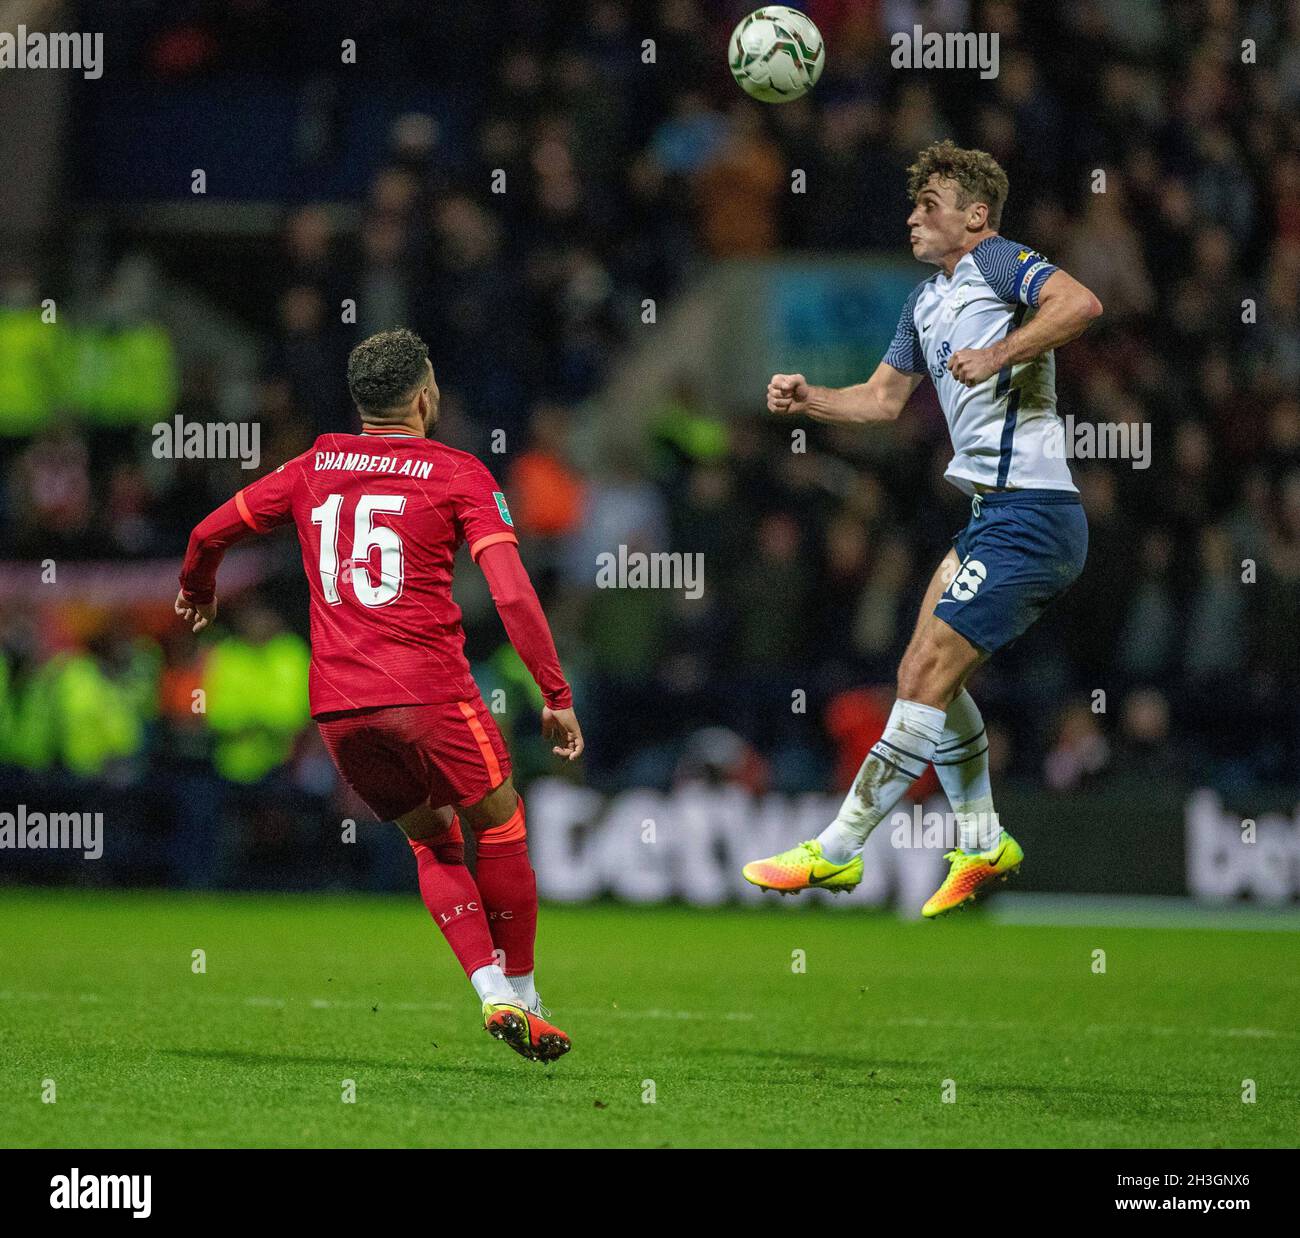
[743,140,1103,916]
[176,328,582,1061]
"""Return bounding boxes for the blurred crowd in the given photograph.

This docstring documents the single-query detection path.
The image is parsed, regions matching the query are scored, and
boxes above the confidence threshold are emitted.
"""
[2,0,1299,885]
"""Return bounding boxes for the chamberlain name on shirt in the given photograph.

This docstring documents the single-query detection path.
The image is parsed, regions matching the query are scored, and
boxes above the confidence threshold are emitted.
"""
[314,451,434,479]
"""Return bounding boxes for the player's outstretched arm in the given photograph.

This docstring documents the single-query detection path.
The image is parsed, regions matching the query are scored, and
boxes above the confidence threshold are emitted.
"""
[949,270,1103,387]
[175,456,300,632]
[768,363,923,425]
[174,494,262,633]
[477,540,583,761]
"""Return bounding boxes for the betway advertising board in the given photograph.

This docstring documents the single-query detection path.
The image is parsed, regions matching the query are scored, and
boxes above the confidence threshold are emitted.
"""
[525,778,1300,911]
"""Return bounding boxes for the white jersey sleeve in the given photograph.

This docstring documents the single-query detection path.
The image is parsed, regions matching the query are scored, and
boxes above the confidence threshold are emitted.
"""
[882,281,931,374]
[971,235,1058,308]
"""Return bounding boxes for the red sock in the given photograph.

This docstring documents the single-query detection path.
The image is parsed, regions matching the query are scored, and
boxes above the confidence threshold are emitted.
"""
[474,798,537,978]
[409,819,498,977]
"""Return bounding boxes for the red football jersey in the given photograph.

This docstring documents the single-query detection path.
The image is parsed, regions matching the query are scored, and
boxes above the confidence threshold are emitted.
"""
[232,427,520,715]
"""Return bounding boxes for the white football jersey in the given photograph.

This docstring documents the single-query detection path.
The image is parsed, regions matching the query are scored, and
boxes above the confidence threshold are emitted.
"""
[884,235,1075,495]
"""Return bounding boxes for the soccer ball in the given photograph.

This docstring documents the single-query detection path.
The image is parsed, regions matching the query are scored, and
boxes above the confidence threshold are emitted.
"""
[729,7,825,103]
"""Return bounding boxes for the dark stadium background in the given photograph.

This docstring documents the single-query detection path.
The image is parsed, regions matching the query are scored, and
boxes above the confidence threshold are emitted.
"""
[1,0,1297,908]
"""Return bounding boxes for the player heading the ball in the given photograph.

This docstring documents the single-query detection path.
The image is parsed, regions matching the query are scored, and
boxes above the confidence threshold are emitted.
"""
[744,140,1103,916]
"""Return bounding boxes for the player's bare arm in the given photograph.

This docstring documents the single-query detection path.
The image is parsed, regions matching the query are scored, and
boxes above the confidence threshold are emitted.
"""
[948,269,1103,387]
[768,362,923,424]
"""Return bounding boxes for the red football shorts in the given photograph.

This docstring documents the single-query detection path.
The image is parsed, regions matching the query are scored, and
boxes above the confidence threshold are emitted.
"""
[316,697,512,821]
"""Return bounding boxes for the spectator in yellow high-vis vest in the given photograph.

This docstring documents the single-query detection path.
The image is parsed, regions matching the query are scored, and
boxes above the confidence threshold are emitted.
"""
[203,603,310,783]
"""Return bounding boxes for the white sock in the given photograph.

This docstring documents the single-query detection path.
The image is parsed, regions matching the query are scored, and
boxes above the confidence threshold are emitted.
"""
[505,971,537,1010]
[932,689,1000,852]
[818,698,947,862]
[469,963,513,1005]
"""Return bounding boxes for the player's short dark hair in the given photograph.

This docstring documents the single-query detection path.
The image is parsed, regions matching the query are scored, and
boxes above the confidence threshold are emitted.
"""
[346,328,430,417]
[907,140,1010,230]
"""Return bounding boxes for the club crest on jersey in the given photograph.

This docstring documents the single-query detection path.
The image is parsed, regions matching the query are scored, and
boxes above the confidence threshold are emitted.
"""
[941,285,971,323]
[493,491,514,527]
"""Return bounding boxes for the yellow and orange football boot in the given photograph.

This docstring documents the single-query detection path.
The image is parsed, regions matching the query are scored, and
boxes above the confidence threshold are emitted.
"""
[742,839,863,895]
[921,830,1023,918]
[483,1000,571,1062]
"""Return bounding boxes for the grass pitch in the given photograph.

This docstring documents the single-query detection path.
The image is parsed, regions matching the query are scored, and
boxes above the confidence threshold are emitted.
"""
[1,890,1295,1148]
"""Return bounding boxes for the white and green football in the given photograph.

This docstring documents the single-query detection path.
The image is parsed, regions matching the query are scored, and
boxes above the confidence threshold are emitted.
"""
[729,6,826,103]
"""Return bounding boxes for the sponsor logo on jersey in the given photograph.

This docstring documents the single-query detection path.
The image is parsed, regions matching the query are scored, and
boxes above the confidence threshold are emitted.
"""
[929,338,953,380]
[493,491,514,526]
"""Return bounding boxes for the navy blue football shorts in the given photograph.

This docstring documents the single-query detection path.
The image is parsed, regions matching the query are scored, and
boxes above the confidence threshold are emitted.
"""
[934,489,1088,654]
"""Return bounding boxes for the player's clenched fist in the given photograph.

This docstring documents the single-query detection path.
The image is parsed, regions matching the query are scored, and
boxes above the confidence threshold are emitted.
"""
[767,373,810,414]
[947,347,1002,387]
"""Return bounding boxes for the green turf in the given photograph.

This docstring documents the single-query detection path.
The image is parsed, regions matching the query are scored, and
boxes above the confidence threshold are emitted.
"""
[1,890,1296,1147]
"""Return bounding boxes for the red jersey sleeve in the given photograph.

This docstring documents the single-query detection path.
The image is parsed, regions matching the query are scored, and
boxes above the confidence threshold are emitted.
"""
[178,496,255,604]
[178,453,305,603]
[449,457,519,562]
[478,540,572,710]
[234,454,305,532]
